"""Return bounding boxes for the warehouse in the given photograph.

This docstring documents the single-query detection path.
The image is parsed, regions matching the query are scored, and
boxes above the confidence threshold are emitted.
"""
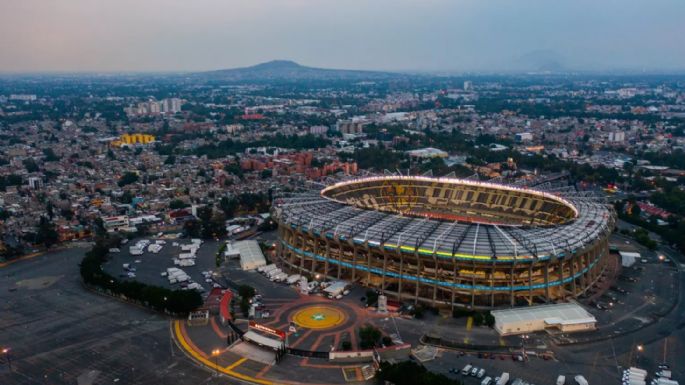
[492,302,596,336]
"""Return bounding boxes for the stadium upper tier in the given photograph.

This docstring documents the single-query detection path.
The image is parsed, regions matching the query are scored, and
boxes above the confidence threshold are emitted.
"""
[274,176,613,262]
[321,176,578,226]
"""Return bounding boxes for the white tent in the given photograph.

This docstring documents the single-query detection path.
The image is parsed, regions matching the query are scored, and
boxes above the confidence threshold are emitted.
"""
[234,240,267,271]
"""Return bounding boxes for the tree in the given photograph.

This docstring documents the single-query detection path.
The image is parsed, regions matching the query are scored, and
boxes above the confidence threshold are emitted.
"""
[60,207,74,220]
[365,289,379,306]
[117,172,139,187]
[376,361,461,385]
[220,196,238,218]
[35,216,59,248]
[23,158,39,173]
[224,163,243,179]
[46,202,54,220]
[183,220,202,238]
[238,285,256,317]
[169,199,189,210]
[358,324,382,349]
[238,284,256,299]
[43,148,60,162]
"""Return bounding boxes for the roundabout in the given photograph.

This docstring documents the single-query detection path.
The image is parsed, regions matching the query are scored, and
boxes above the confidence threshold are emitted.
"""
[291,305,347,330]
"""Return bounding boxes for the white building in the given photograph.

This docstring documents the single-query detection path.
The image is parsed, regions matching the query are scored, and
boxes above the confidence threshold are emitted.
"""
[9,94,37,101]
[28,177,43,190]
[515,132,533,143]
[407,147,448,159]
[102,215,131,232]
[619,251,640,267]
[161,98,183,114]
[492,302,596,336]
[608,131,625,142]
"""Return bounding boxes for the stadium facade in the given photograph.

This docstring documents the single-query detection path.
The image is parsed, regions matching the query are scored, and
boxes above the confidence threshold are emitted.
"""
[273,176,615,309]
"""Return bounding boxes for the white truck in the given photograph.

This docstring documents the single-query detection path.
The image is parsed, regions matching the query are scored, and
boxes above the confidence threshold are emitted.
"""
[148,244,162,253]
[481,377,493,385]
[267,269,282,279]
[574,375,588,385]
[556,375,566,385]
[272,272,288,282]
[461,364,472,375]
[129,246,143,256]
[261,264,278,274]
[626,380,645,385]
[180,244,198,252]
[176,274,190,282]
[287,274,302,284]
[496,373,509,385]
[656,370,672,379]
[178,253,195,259]
[179,259,195,267]
[187,282,204,291]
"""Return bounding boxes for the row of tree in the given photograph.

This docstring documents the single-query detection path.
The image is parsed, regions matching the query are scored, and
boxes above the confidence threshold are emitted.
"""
[376,361,463,385]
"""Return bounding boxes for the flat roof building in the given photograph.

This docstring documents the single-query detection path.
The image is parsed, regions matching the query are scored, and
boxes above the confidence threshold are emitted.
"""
[492,302,596,336]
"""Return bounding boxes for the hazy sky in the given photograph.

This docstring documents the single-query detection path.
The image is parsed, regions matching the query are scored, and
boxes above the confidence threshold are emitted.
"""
[1,0,684,73]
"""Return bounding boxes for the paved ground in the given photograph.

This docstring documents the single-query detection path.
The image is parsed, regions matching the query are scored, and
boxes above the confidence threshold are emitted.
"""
[0,247,244,385]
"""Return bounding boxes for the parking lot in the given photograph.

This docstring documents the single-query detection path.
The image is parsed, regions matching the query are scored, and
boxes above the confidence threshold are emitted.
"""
[0,247,233,385]
[102,237,222,293]
[425,349,614,385]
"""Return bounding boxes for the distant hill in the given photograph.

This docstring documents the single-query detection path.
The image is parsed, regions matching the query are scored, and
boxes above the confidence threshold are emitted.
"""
[194,60,403,82]
[512,50,566,73]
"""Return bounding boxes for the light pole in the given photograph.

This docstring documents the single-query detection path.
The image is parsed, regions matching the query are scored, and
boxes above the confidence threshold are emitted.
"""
[636,344,644,366]
[2,348,10,371]
[211,349,220,377]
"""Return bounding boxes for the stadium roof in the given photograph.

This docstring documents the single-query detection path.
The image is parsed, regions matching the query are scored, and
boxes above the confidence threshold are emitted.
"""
[273,175,613,262]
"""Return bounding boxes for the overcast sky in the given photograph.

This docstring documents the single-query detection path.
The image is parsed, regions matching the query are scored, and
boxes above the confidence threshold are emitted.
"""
[0,0,683,73]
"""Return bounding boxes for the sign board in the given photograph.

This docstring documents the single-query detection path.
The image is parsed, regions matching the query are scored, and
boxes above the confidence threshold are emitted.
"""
[248,320,286,340]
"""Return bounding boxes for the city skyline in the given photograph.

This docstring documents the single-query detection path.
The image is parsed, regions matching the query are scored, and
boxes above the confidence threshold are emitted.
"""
[1,0,685,73]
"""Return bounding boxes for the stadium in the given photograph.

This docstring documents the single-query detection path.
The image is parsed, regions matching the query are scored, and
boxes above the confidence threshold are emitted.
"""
[272,175,615,309]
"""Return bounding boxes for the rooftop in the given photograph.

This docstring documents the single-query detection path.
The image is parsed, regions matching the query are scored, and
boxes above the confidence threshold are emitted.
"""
[491,302,596,326]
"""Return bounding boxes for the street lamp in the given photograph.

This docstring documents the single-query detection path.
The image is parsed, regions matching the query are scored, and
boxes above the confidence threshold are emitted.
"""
[211,349,221,377]
[2,348,10,371]
[637,344,643,352]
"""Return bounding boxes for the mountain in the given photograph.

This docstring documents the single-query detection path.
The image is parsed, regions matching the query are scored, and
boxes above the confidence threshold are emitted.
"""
[511,50,566,73]
[195,60,403,82]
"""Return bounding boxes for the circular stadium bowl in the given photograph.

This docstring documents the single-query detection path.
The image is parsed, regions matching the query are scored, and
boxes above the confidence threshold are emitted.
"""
[273,176,615,309]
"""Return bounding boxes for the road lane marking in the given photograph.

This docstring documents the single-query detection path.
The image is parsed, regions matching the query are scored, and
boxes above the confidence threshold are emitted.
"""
[172,321,273,385]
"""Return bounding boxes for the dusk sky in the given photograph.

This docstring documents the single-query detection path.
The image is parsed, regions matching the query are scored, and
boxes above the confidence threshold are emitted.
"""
[1,0,684,73]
